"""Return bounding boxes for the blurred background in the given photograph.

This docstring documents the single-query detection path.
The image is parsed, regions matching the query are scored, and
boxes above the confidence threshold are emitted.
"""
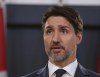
[0,0,100,77]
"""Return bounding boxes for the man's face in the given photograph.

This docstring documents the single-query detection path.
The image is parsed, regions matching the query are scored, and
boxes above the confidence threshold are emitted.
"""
[43,16,82,62]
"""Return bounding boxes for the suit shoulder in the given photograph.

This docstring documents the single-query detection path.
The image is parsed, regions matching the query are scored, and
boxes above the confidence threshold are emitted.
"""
[88,69,100,77]
[21,68,43,77]
[78,63,100,77]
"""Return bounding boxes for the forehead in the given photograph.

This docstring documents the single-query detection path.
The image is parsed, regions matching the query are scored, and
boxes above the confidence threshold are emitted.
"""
[44,16,72,29]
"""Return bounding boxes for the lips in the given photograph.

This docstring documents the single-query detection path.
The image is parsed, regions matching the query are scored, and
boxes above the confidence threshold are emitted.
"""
[51,46,62,52]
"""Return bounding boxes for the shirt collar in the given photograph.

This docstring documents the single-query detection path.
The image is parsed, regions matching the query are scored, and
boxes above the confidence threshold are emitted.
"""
[48,59,78,77]
[48,61,59,77]
[63,59,78,76]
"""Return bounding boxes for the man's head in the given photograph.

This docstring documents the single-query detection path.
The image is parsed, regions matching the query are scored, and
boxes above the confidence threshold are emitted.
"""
[43,6,83,64]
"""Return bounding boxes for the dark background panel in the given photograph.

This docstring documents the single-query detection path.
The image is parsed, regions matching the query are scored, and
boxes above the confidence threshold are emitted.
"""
[77,29,100,70]
[6,5,100,77]
[7,27,48,77]
[7,5,100,26]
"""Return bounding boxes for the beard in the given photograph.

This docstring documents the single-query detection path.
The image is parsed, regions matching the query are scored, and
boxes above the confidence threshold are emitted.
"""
[46,48,73,62]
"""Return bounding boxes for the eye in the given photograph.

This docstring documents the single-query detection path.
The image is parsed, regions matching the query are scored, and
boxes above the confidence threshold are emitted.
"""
[61,29,67,34]
[45,29,52,35]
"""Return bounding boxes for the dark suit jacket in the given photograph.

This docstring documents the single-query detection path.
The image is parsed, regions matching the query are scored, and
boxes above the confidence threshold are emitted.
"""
[22,63,100,77]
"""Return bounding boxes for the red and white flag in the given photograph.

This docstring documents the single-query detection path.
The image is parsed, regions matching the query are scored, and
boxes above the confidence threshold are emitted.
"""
[0,2,7,77]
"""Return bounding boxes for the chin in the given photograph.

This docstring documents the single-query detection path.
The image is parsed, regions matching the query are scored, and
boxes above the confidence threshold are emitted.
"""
[50,54,68,62]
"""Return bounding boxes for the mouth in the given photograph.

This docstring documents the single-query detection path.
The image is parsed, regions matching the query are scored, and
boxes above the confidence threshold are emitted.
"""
[51,46,63,52]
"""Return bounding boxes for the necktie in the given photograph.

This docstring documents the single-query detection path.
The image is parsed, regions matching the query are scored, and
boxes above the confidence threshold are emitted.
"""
[55,69,66,77]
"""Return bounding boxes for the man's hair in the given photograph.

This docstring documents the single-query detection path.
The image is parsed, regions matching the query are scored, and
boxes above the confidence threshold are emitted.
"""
[42,6,83,34]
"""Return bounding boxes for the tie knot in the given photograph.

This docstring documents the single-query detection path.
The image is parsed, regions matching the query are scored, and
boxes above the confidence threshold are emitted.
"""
[55,69,66,77]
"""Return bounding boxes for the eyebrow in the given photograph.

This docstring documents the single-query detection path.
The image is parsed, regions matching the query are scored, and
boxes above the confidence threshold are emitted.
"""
[45,25,70,29]
[45,26,53,29]
[59,25,70,29]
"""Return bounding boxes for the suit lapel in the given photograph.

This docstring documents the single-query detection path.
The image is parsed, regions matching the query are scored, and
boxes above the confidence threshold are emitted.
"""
[75,63,89,77]
[36,64,49,77]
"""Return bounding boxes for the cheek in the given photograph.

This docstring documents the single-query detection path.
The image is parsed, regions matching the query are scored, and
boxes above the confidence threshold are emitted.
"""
[44,39,48,52]
[63,37,77,49]
[44,38,47,46]
[44,37,51,48]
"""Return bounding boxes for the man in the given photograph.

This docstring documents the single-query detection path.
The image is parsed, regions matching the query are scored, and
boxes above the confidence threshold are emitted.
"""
[22,6,100,77]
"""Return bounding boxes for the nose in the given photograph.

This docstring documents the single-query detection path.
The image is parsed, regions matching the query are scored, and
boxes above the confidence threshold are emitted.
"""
[52,32,60,44]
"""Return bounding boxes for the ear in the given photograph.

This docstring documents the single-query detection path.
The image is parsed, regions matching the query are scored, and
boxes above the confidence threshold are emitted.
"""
[76,32,83,45]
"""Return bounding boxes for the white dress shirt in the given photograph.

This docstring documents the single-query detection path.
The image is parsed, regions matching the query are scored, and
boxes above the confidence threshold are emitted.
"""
[48,59,78,77]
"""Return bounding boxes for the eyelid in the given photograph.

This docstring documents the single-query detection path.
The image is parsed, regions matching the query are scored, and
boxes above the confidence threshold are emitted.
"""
[61,28,67,31]
[45,28,52,32]
[45,29,53,34]
[61,28,68,33]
